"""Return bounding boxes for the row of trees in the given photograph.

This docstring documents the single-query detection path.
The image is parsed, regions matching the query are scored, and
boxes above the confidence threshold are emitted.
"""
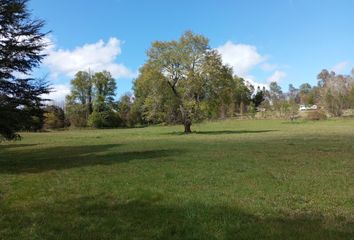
[5,63,354,136]
[1,0,354,139]
[51,32,354,133]
[258,70,354,118]
[127,31,354,131]
[64,70,137,128]
[59,32,258,132]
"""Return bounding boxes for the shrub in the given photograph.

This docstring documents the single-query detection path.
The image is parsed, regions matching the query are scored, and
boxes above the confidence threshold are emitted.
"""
[88,111,121,128]
[44,105,67,129]
[65,104,88,127]
[302,110,327,120]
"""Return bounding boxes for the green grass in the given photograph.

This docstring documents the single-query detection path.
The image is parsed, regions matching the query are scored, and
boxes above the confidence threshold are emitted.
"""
[0,119,353,239]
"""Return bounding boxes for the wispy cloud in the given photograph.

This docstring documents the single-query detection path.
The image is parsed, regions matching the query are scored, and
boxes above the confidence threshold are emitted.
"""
[331,61,349,73]
[266,70,287,83]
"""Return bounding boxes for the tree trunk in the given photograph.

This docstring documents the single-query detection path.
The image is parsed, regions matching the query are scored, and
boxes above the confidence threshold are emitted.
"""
[220,104,226,119]
[240,102,244,116]
[179,104,192,134]
[184,119,192,134]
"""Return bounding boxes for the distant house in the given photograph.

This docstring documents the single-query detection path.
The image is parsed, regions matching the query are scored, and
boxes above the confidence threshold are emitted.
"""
[299,104,318,111]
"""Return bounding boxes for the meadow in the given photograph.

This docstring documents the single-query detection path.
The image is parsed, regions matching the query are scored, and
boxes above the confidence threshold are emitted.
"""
[0,119,353,239]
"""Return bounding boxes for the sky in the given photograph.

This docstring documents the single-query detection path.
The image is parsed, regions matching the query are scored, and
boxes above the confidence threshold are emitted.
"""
[28,0,354,102]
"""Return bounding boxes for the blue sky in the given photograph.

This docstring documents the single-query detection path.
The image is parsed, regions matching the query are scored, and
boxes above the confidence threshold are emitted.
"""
[29,0,354,101]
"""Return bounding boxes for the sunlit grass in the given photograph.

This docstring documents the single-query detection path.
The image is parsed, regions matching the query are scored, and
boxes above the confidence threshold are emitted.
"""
[0,119,353,239]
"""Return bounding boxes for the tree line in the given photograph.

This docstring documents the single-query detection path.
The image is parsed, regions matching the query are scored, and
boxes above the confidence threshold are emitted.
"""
[58,32,354,133]
[1,0,354,140]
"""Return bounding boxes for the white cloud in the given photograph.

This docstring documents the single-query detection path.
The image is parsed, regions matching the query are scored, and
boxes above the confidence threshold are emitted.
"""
[331,61,349,73]
[43,84,71,103]
[44,37,134,79]
[216,41,266,76]
[216,41,289,89]
[266,70,287,83]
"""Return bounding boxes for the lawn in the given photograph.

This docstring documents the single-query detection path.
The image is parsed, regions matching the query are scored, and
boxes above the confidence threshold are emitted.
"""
[0,119,353,239]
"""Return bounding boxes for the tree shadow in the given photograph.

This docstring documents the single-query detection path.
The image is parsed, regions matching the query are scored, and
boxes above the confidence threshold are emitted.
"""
[0,144,183,174]
[0,143,38,149]
[168,130,277,135]
[0,194,352,239]
[195,130,277,135]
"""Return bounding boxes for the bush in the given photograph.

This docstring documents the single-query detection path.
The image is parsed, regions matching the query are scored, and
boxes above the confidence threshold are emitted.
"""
[88,111,121,128]
[302,110,327,120]
[44,105,67,129]
[65,104,88,127]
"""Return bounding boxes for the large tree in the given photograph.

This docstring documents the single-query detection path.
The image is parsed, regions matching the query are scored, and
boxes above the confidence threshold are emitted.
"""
[252,86,266,108]
[317,69,354,116]
[65,70,119,128]
[201,51,235,118]
[92,71,116,112]
[0,0,49,140]
[299,83,315,105]
[134,31,256,130]
[146,31,234,133]
[65,71,93,127]
[133,62,186,125]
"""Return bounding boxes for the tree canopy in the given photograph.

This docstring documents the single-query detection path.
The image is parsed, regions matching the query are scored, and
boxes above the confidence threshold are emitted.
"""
[65,70,119,128]
[134,31,254,132]
[0,0,50,140]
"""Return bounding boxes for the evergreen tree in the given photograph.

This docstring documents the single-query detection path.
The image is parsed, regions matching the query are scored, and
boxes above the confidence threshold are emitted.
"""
[0,0,50,140]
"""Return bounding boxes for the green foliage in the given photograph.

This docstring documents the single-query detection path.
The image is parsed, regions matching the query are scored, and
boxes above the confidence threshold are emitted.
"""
[252,87,266,107]
[44,105,67,129]
[201,51,236,118]
[248,102,257,118]
[65,103,88,128]
[133,63,179,124]
[299,83,312,94]
[87,110,120,128]
[92,71,116,112]
[116,94,140,127]
[146,31,213,132]
[0,0,49,140]
[134,31,254,130]
[66,70,119,128]
[69,71,93,107]
[65,71,93,126]
[233,77,253,115]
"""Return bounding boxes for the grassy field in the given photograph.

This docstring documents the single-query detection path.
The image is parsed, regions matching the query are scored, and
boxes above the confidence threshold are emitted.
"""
[0,119,353,239]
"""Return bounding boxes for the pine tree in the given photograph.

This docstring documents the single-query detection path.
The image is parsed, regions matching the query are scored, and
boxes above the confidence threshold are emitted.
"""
[0,0,50,140]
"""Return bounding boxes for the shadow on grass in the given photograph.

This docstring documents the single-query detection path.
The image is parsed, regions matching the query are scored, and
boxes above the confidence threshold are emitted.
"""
[0,143,38,149]
[0,194,352,239]
[168,130,277,135]
[0,144,182,174]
